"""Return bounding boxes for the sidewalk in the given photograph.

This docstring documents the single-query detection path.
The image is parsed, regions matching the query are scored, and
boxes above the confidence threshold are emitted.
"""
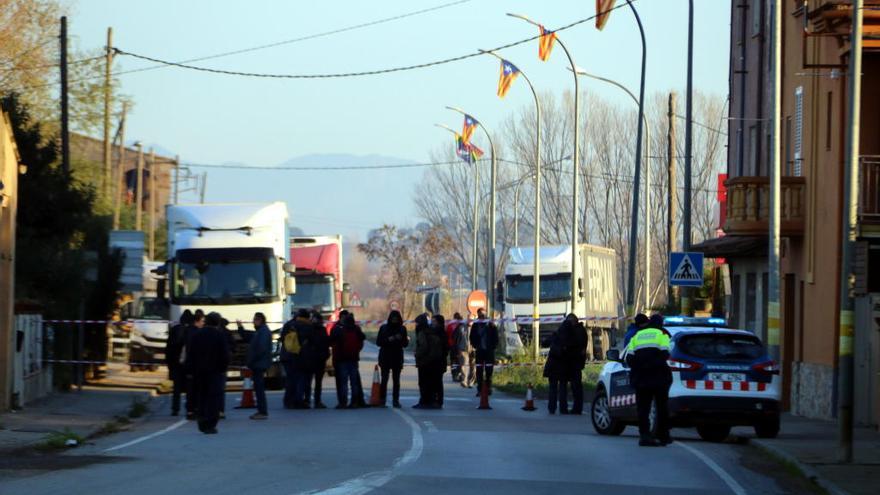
[0,388,154,454]
[751,413,880,495]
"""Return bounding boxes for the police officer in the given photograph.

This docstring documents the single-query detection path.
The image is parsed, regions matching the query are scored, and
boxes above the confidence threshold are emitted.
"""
[625,314,672,447]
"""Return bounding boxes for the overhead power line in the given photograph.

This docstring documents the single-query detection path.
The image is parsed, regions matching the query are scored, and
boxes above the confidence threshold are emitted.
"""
[111,1,633,80]
[181,159,464,171]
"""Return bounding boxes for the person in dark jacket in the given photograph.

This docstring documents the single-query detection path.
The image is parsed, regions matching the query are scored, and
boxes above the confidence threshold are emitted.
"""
[543,326,569,414]
[469,308,498,396]
[165,310,194,416]
[306,311,331,409]
[217,318,237,419]
[237,312,272,419]
[331,311,366,409]
[281,308,315,409]
[183,310,206,420]
[625,314,673,447]
[413,313,448,409]
[186,312,230,434]
[562,313,588,415]
[623,313,650,349]
[452,315,474,388]
[279,309,298,409]
[376,310,409,408]
[446,313,461,382]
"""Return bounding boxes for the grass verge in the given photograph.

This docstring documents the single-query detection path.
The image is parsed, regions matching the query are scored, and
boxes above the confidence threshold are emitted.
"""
[493,352,602,400]
[38,429,85,451]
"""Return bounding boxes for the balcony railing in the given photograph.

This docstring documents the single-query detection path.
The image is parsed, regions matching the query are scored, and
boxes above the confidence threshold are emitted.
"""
[724,176,807,236]
[859,156,880,224]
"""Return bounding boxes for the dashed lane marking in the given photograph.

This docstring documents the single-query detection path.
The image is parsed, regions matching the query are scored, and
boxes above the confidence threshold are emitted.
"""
[422,421,438,433]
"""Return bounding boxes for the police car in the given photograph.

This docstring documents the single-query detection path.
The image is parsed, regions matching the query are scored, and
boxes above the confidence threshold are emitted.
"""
[591,317,781,442]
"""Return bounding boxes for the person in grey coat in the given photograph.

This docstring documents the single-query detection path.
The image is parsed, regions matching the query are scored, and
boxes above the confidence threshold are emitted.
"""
[237,312,272,419]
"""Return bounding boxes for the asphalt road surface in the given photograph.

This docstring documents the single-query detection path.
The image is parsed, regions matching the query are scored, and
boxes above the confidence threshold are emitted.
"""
[0,344,818,495]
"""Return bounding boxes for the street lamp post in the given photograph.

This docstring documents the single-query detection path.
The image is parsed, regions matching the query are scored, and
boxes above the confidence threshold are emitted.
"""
[482,50,542,360]
[447,107,497,318]
[436,123,480,292]
[508,13,582,317]
[573,69,652,312]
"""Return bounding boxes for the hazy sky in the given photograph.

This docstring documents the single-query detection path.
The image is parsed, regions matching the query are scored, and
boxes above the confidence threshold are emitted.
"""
[68,0,732,239]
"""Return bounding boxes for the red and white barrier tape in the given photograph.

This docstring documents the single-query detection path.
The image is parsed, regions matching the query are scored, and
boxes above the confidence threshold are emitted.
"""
[43,315,626,327]
[44,359,604,370]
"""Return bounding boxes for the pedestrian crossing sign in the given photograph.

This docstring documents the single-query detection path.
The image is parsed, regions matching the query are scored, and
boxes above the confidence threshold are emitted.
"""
[669,252,704,287]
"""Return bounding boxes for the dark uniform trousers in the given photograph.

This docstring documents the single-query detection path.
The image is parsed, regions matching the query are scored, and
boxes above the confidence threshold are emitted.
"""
[636,386,670,439]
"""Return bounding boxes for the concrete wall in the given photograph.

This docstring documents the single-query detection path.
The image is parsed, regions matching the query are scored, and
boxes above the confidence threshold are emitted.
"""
[0,111,19,411]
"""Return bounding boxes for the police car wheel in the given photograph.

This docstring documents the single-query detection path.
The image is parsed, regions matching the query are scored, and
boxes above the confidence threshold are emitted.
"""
[754,415,780,439]
[591,389,625,436]
[696,424,731,443]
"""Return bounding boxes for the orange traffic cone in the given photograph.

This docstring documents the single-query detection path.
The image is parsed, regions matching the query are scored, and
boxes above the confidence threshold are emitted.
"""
[521,383,536,411]
[235,368,256,409]
[369,365,384,407]
[477,380,492,410]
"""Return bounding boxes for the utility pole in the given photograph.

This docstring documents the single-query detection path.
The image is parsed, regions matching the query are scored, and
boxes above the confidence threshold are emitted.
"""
[173,155,180,204]
[135,143,144,231]
[148,149,156,259]
[667,92,679,310]
[200,172,207,203]
[838,0,863,464]
[471,160,480,291]
[768,0,783,364]
[681,0,695,316]
[59,16,70,175]
[112,102,128,230]
[102,27,114,196]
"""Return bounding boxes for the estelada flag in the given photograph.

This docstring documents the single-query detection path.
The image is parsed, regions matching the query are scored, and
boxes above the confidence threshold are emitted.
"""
[462,114,478,145]
[468,142,484,162]
[596,0,617,30]
[538,25,556,61]
[497,59,520,98]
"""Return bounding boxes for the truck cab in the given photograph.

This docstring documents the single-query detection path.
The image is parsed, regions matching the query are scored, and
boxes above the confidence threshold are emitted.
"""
[289,235,345,331]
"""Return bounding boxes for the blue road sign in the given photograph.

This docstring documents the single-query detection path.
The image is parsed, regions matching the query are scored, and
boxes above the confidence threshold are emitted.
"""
[669,252,704,287]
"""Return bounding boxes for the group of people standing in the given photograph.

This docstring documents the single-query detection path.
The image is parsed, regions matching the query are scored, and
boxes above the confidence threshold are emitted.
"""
[542,313,589,415]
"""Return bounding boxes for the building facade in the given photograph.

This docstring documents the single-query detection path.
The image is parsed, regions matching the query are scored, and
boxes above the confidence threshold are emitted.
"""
[0,111,20,410]
[697,0,879,426]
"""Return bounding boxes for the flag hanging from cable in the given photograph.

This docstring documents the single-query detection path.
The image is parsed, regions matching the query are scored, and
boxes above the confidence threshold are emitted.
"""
[497,59,520,98]
[538,25,557,61]
[596,0,617,30]
[468,142,484,163]
[461,114,478,145]
[455,133,483,164]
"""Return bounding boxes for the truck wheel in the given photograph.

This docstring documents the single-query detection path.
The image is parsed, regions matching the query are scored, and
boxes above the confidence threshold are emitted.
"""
[754,415,780,439]
[696,424,731,442]
[591,388,626,436]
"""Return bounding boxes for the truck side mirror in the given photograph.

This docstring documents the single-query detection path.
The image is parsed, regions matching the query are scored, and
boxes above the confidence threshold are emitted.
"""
[341,283,352,307]
[283,262,296,273]
[285,276,296,295]
[157,278,166,300]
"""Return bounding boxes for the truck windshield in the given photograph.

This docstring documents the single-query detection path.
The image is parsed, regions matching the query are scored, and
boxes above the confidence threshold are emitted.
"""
[171,247,278,305]
[137,298,169,320]
[505,273,572,303]
[289,276,335,312]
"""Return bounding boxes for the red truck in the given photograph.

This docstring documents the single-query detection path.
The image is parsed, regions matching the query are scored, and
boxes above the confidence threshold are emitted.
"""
[289,235,348,331]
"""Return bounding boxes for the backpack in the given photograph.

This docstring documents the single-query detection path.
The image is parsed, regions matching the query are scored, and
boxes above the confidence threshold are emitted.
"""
[284,330,301,354]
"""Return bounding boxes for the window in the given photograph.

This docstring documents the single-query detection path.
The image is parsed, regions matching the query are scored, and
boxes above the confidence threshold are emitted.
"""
[794,86,803,176]
[749,125,760,175]
[826,91,833,151]
[730,274,741,328]
[171,247,278,305]
[505,273,572,303]
[678,334,764,360]
[746,272,757,332]
[762,272,769,340]
[785,117,793,175]
[752,0,763,37]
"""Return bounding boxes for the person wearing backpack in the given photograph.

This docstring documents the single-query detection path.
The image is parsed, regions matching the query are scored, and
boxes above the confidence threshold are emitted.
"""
[331,311,366,409]
[376,310,409,408]
[469,308,499,396]
[285,308,316,409]
[306,310,331,409]
[280,309,304,409]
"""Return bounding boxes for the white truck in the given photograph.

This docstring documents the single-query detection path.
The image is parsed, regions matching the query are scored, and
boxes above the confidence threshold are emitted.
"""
[165,203,296,385]
[500,244,619,359]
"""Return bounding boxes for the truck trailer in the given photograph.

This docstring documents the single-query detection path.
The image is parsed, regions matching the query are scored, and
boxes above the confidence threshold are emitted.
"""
[500,244,619,359]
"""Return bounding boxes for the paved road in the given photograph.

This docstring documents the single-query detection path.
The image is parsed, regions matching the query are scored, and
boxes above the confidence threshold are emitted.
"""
[0,344,815,494]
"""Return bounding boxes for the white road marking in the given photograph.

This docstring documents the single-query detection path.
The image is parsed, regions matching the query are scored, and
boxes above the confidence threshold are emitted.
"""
[676,441,748,495]
[397,395,520,404]
[422,421,438,433]
[299,408,423,495]
[103,419,187,453]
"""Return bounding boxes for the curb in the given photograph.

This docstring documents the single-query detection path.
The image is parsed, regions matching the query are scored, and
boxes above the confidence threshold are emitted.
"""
[751,439,850,495]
